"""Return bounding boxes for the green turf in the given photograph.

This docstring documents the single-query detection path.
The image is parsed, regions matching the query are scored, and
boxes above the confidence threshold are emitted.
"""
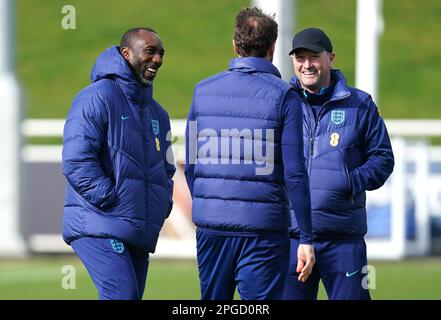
[0,256,440,300]
[16,0,441,121]
[0,256,201,300]
[318,258,441,300]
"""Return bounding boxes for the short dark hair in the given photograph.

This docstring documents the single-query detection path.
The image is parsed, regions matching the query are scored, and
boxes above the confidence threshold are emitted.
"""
[120,27,157,49]
[233,7,278,57]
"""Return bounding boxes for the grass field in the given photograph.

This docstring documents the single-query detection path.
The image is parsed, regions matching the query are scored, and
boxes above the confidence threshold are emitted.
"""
[17,0,441,120]
[0,256,440,300]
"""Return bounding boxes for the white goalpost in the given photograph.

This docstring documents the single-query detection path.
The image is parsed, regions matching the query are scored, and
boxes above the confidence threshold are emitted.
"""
[0,0,26,256]
[252,0,295,81]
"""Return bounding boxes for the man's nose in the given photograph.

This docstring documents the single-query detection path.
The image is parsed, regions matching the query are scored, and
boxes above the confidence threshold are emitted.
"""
[303,58,312,68]
[152,53,162,65]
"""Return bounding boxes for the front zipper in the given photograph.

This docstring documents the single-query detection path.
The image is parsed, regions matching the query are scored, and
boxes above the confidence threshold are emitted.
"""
[139,105,150,214]
[308,107,315,176]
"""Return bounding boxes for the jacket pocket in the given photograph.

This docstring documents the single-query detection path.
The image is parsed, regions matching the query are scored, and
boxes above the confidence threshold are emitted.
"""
[147,160,172,225]
[337,150,353,198]
[71,185,111,216]
[309,150,354,212]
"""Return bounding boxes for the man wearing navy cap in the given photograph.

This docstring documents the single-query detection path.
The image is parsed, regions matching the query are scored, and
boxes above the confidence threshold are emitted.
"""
[282,28,394,300]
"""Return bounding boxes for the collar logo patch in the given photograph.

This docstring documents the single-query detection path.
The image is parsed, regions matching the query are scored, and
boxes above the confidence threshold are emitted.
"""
[331,110,345,125]
[151,119,160,136]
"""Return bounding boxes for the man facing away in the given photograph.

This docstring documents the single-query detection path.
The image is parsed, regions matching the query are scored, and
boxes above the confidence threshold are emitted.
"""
[282,28,394,300]
[62,28,175,300]
[185,7,315,300]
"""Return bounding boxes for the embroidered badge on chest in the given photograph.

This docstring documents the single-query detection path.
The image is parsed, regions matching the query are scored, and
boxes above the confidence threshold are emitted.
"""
[331,110,345,125]
[151,119,160,135]
[155,137,161,151]
[330,132,340,147]
[151,119,161,151]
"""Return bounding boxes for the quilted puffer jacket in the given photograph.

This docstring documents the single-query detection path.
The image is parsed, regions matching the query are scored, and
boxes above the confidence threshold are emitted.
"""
[289,69,394,239]
[62,46,175,253]
[185,57,312,243]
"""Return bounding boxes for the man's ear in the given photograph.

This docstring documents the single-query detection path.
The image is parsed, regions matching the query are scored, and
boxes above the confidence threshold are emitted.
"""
[120,47,131,61]
[329,52,336,67]
[232,39,240,57]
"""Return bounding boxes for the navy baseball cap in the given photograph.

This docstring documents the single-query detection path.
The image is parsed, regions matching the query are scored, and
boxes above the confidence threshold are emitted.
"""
[289,28,333,55]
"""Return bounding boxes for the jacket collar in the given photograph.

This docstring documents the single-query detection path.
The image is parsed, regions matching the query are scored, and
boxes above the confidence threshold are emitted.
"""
[229,57,281,78]
[289,69,351,102]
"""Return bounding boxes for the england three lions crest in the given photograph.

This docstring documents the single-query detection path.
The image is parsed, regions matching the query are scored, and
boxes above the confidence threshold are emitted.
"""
[331,110,345,125]
[151,119,160,135]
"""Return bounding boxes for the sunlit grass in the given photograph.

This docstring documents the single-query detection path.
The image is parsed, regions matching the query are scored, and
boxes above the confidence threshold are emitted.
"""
[0,256,440,300]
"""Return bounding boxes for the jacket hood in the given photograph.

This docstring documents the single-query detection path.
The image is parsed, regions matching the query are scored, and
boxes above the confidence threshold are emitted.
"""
[289,69,351,101]
[90,46,153,103]
[229,57,281,78]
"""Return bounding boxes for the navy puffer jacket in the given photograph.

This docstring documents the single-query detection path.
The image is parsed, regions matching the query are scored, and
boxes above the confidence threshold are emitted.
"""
[62,46,175,252]
[185,57,312,243]
[289,69,394,239]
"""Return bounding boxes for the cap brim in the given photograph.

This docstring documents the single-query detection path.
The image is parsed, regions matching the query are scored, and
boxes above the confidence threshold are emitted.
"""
[288,44,326,56]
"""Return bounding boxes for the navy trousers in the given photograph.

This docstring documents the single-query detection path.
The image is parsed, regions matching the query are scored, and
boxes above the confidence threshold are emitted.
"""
[282,238,371,300]
[196,228,289,300]
[71,237,149,300]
